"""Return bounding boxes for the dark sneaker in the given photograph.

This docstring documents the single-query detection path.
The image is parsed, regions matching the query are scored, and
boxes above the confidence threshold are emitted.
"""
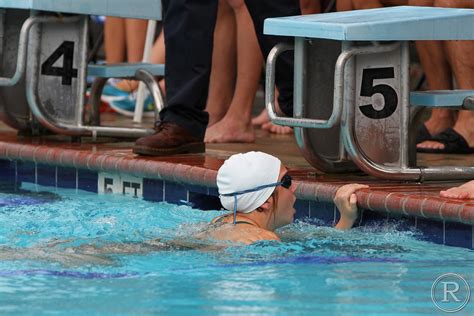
[133,121,205,156]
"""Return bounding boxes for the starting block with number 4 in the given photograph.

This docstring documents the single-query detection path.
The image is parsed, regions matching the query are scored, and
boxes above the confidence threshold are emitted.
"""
[0,0,163,138]
[264,6,474,181]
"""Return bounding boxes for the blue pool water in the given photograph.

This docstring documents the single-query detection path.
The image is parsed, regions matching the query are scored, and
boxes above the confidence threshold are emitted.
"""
[0,183,472,315]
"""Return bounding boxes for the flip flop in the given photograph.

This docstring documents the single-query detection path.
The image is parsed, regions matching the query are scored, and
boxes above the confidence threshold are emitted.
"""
[416,124,433,144]
[417,128,474,154]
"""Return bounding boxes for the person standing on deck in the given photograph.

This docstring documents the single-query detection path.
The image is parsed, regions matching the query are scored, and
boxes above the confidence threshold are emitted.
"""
[133,0,300,156]
[133,0,218,156]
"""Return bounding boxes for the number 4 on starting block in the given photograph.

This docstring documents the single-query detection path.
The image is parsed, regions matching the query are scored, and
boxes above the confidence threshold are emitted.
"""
[27,16,87,125]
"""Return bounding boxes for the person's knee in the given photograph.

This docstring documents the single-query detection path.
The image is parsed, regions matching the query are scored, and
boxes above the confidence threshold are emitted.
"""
[408,0,434,6]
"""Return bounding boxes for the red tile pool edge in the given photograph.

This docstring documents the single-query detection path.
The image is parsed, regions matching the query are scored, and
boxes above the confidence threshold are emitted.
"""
[0,140,473,226]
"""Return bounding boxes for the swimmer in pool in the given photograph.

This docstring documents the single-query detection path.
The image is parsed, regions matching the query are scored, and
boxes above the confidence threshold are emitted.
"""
[194,151,369,245]
[0,152,368,265]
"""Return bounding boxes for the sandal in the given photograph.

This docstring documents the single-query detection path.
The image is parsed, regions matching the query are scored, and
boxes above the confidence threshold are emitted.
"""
[417,128,474,154]
[416,124,432,144]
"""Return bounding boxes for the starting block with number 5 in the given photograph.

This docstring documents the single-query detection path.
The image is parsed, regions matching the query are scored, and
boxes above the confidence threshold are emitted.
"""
[264,6,474,181]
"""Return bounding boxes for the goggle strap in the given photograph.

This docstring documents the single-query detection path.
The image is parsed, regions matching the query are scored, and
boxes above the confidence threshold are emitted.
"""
[223,178,290,225]
[233,195,237,225]
[222,181,283,197]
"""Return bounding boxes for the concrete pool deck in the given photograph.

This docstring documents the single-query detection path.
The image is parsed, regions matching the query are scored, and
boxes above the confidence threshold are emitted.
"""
[0,114,473,227]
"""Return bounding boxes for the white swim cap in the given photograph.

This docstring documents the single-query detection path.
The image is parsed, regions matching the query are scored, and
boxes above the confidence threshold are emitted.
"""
[217,151,281,213]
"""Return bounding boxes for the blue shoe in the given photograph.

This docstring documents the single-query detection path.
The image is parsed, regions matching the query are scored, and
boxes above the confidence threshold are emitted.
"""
[86,82,130,103]
[101,84,131,103]
[109,93,155,117]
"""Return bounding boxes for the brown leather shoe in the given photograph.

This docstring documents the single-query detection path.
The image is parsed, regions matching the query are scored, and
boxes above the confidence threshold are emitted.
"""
[133,121,205,156]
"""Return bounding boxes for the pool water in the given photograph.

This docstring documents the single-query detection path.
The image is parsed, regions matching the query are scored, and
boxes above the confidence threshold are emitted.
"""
[0,183,472,315]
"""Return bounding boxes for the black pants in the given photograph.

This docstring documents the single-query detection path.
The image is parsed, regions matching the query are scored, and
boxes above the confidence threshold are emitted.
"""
[160,0,299,138]
[160,0,218,140]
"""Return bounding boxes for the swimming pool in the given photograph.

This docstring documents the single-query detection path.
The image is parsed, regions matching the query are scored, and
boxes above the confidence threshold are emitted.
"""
[0,183,472,315]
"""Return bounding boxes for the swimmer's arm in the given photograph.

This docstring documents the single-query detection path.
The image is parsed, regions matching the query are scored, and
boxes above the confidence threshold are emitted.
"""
[334,184,369,230]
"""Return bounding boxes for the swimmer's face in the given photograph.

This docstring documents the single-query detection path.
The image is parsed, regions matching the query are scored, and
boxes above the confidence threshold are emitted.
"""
[273,166,296,228]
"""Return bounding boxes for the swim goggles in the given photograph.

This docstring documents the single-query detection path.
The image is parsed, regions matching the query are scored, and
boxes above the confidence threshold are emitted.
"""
[221,174,292,224]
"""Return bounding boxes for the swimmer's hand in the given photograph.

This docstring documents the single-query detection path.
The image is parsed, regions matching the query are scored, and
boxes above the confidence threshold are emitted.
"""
[334,184,369,230]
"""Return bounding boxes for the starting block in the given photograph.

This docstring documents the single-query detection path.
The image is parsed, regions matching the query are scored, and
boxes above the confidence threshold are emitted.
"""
[0,0,163,138]
[265,6,474,181]
[410,90,474,110]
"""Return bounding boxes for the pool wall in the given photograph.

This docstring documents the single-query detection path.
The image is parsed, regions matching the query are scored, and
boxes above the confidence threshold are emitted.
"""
[1,156,472,250]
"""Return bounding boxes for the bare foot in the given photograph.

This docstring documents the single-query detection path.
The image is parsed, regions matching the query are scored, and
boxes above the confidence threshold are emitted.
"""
[416,139,446,151]
[205,117,256,143]
[114,79,166,96]
[261,121,293,135]
[440,180,474,199]
[252,112,293,134]
[252,108,269,126]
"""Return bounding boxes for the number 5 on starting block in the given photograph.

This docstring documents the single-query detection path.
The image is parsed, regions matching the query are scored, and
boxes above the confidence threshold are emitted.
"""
[353,43,405,165]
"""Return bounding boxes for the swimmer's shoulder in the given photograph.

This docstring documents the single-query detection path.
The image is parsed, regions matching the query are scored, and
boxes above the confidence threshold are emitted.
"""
[230,226,281,244]
[197,223,280,245]
[256,230,281,242]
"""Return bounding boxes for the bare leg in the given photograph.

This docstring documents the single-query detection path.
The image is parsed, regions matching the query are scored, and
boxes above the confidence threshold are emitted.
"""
[150,29,166,65]
[352,0,407,8]
[115,28,166,93]
[104,17,126,64]
[409,0,455,141]
[205,0,237,126]
[440,180,474,199]
[418,0,474,150]
[124,19,148,63]
[150,30,167,95]
[351,0,383,8]
[112,19,148,92]
[337,0,354,11]
[415,40,455,136]
[446,39,474,148]
[300,0,321,14]
[205,0,262,143]
[252,1,324,133]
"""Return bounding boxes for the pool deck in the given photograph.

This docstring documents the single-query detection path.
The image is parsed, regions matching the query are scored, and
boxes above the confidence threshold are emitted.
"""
[0,115,473,226]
